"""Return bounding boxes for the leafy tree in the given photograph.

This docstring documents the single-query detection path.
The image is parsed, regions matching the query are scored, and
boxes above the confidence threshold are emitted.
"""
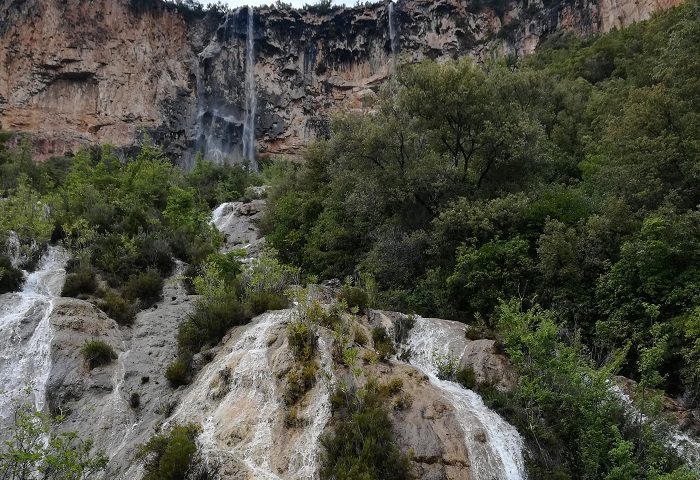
[0,402,107,479]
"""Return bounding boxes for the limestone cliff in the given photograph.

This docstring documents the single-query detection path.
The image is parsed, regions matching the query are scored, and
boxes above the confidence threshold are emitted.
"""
[0,0,684,163]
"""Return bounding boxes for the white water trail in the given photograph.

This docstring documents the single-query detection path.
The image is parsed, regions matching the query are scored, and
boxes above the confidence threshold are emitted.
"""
[288,336,333,479]
[168,308,331,478]
[613,386,700,472]
[168,312,289,479]
[0,246,69,425]
[242,5,258,170]
[388,1,398,60]
[405,316,527,480]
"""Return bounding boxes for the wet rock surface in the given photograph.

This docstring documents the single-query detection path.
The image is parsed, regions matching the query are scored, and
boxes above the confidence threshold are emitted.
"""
[212,199,266,258]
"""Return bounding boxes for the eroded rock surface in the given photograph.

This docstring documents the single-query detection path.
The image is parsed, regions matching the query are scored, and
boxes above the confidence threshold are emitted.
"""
[47,265,197,478]
[212,199,266,258]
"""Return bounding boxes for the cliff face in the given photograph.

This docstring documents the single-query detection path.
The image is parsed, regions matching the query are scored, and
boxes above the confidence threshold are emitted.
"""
[0,0,684,163]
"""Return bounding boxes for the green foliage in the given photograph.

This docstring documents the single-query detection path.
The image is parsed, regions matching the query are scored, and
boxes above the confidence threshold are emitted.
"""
[178,294,249,355]
[448,236,535,320]
[320,379,412,480]
[284,359,319,406]
[61,267,97,298]
[124,268,164,308]
[338,286,369,314]
[185,153,256,209]
[495,300,691,478]
[261,2,700,424]
[456,366,478,390]
[80,340,117,370]
[97,290,136,326]
[433,350,459,381]
[0,179,54,248]
[245,291,289,316]
[138,424,203,480]
[0,142,255,329]
[241,249,298,312]
[165,356,191,388]
[0,402,107,479]
[287,317,318,362]
[371,327,395,361]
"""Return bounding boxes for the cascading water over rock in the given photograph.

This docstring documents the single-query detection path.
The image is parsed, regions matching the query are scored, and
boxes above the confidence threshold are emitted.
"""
[167,311,333,479]
[0,246,68,430]
[405,316,528,480]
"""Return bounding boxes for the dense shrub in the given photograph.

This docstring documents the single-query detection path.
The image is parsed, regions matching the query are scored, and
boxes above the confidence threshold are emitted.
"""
[98,290,136,325]
[178,295,249,355]
[165,356,190,388]
[245,291,288,316]
[61,267,97,298]
[338,286,369,314]
[320,379,411,480]
[138,424,202,480]
[0,255,24,294]
[80,340,117,370]
[124,268,164,308]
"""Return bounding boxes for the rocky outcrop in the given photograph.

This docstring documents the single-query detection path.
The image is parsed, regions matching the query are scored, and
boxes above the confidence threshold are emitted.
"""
[0,0,684,163]
[374,311,517,391]
[212,198,266,258]
[47,264,197,477]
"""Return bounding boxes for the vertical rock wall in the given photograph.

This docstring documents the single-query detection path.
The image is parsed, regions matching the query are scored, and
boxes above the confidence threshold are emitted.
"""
[0,0,684,164]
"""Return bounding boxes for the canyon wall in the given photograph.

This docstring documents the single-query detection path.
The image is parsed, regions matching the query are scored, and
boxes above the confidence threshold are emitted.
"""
[0,0,684,164]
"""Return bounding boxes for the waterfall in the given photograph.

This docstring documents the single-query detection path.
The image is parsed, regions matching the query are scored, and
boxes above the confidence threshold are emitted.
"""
[0,246,68,429]
[242,5,258,171]
[405,316,527,480]
[388,1,398,58]
[388,1,399,73]
[168,311,332,478]
[613,385,700,472]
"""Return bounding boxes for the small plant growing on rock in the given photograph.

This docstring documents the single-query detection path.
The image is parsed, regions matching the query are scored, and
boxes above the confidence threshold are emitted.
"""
[130,392,141,409]
[433,350,458,381]
[338,285,369,314]
[352,325,368,346]
[80,340,117,370]
[371,326,395,361]
[61,267,97,298]
[456,366,478,390]
[165,356,190,388]
[97,290,136,325]
[380,377,404,397]
[394,392,414,411]
[284,407,303,428]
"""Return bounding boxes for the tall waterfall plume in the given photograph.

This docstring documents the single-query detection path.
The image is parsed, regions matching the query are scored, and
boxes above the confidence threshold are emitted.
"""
[242,5,258,171]
[388,1,399,72]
